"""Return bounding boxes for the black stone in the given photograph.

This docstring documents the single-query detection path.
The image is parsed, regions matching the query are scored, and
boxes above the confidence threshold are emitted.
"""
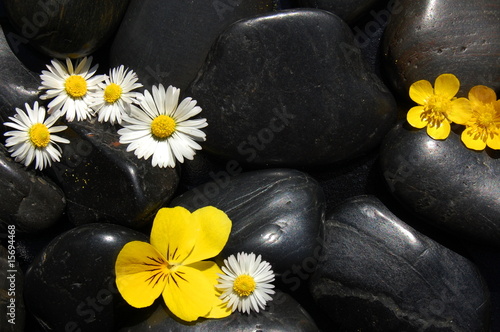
[380,122,500,247]
[110,0,277,90]
[296,0,382,24]
[0,245,25,332]
[3,0,130,58]
[382,0,500,99]
[171,168,325,278]
[0,22,40,126]
[310,195,491,332]
[188,9,397,167]
[44,120,180,229]
[119,290,319,332]
[23,223,152,332]
[0,144,65,233]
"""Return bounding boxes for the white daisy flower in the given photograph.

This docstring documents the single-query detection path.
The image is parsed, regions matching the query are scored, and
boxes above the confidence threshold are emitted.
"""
[89,65,143,125]
[217,252,275,314]
[3,102,70,170]
[117,84,207,168]
[38,56,105,122]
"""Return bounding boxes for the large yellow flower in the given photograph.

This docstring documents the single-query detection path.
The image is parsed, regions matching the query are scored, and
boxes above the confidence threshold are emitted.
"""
[407,73,472,139]
[461,85,500,150]
[115,206,232,322]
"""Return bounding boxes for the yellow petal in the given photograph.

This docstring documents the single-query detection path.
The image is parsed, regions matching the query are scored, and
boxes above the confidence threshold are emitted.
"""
[448,98,472,125]
[409,79,433,105]
[115,241,169,308]
[150,207,198,264]
[190,261,232,319]
[434,73,459,99]
[162,263,221,322]
[461,128,486,150]
[182,206,232,265]
[469,85,497,105]
[486,132,500,150]
[407,106,427,128]
[427,120,450,140]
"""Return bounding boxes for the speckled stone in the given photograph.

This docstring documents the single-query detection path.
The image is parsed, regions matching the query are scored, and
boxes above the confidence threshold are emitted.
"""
[3,0,130,58]
[379,122,500,247]
[0,144,65,233]
[188,9,397,167]
[310,196,491,332]
[119,290,319,332]
[171,168,325,279]
[44,120,180,229]
[23,223,152,332]
[382,0,500,98]
[110,0,277,90]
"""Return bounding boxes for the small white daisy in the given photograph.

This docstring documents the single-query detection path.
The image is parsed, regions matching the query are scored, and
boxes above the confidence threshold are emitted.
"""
[217,252,275,314]
[3,102,70,170]
[89,65,143,125]
[38,56,105,122]
[117,84,207,168]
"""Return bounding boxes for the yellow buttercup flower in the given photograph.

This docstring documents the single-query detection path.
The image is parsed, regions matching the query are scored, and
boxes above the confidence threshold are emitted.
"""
[461,85,500,150]
[115,206,232,322]
[407,73,472,139]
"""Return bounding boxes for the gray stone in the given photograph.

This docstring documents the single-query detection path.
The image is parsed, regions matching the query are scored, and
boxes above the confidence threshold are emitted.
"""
[296,0,382,23]
[310,195,491,332]
[0,144,65,233]
[119,290,319,332]
[382,0,500,99]
[380,122,500,247]
[171,168,325,278]
[110,0,277,90]
[188,9,397,167]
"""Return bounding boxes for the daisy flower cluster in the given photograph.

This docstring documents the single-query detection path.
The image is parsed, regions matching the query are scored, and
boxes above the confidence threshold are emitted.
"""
[2,56,207,170]
[407,73,500,151]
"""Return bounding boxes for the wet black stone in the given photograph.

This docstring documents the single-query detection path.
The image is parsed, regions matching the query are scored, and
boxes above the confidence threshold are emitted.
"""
[119,290,319,332]
[3,0,130,58]
[0,144,65,233]
[296,0,382,24]
[382,0,500,99]
[0,23,40,125]
[0,245,25,332]
[23,223,152,332]
[171,168,325,278]
[42,120,180,229]
[188,9,397,167]
[310,196,491,332]
[110,0,277,90]
[379,122,500,247]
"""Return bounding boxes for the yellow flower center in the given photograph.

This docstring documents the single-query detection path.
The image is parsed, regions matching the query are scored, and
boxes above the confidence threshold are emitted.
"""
[233,274,256,297]
[474,103,496,128]
[151,115,176,139]
[29,123,51,148]
[64,75,87,98]
[104,83,123,103]
[421,95,451,127]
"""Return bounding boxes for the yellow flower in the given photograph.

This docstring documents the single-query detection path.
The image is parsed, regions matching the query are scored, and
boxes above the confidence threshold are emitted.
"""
[461,85,500,150]
[407,73,472,139]
[115,206,232,322]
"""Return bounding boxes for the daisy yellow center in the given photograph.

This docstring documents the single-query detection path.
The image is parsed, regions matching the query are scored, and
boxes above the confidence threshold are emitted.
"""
[151,115,176,139]
[65,75,87,98]
[29,123,50,148]
[233,274,256,297]
[421,95,451,127]
[104,83,123,103]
